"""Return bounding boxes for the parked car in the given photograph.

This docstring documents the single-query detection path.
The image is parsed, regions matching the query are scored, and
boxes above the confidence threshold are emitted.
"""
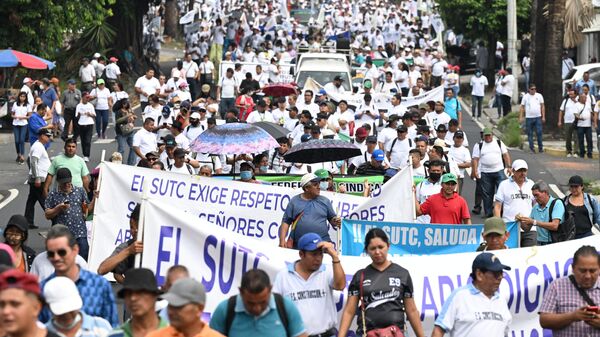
[562,63,600,94]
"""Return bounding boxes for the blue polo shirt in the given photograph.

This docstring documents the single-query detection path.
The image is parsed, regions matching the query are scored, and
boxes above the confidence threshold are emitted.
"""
[41,87,58,109]
[530,196,565,243]
[28,113,47,145]
[47,311,112,337]
[210,293,306,337]
[444,97,461,120]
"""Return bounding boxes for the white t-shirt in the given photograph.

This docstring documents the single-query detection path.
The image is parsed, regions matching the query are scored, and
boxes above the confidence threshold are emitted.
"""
[427,111,452,130]
[575,101,593,127]
[11,103,31,126]
[560,97,579,124]
[448,145,471,178]
[175,133,190,151]
[218,76,237,98]
[272,263,338,335]
[75,102,96,125]
[494,177,535,223]
[500,75,515,97]
[135,76,161,102]
[520,93,544,118]
[90,87,111,110]
[181,61,199,78]
[246,110,275,124]
[431,59,448,77]
[387,137,413,168]
[200,61,215,74]
[132,128,158,157]
[104,63,121,79]
[378,127,397,150]
[472,139,508,173]
[29,141,51,179]
[184,124,205,142]
[470,75,489,97]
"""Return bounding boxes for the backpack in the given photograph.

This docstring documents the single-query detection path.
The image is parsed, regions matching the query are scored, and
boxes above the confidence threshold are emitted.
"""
[389,137,413,153]
[224,293,290,337]
[548,198,577,243]
[478,139,506,168]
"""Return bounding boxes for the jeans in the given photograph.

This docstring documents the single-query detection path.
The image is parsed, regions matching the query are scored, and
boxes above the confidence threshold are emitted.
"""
[219,97,236,119]
[500,94,512,116]
[524,70,530,90]
[13,125,27,155]
[95,109,109,136]
[526,117,543,152]
[495,93,503,117]
[116,133,136,165]
[472,95,483,117]
[473,179,483,210]
[186,77,198,101]
[24,182,45,226]
[480,170,506,216]
[79,124,94,157]
[76,237,89,261]
[431,75,442,88]
[564,122,578,154]
[62,108,78,140]
[576,126,593,157]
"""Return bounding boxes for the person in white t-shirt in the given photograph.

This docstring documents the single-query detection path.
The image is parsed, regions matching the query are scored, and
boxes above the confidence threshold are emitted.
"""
[89,79,112,139]
[75,93,96,161]
[168,148,195,175]
[470,69,488,119]
[26,128,52,227]
[323,76,347,95]
[519,85,545,153]
[427,101,452,131]
[135,69,161,112]
[499,68,515,116]
[11,92,32,164]
[272,233,346,337]
[132,117,158,164]
[574,93,595,158]
[558,89,580,157]
[217,68,238,119]
[246,100,275,124]
[493,159,535,247]
[448,131,471,193]
[386,125,414,169]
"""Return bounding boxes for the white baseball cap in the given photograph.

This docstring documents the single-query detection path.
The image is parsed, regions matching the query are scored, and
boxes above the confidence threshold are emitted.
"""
[300,173,320,188]
[512,159,528,171]
[22,77,33,84]
[43,276,83,315]
[190,112,201,119]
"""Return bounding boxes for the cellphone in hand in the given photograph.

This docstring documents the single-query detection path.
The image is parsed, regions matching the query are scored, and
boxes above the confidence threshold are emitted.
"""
[63,200,70,205]
[586,306,599,313]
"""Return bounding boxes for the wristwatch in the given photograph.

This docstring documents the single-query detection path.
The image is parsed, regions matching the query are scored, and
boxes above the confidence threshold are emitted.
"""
[533,220,537,227]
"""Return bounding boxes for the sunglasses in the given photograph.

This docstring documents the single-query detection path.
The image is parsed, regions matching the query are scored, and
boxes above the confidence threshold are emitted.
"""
[47,249,68,259]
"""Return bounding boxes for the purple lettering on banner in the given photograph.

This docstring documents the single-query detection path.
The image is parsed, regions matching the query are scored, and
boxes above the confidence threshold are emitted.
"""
[150,177,159,194]
[230,189,240,206]
[268,222,279,240]
[420,276,438,321]
[515,268,522,314]
[131,175,143,192]
[202,235,218,291]
[505,271,515,309]
[218,240,236,294]
[126,201,136,218]
[563,258,573,275]
[253,252,269,269]
[437,276,455,312]
[237,244,252,274]
[523,266,540,312]
[542,261,561,293]
[155,226,181,286]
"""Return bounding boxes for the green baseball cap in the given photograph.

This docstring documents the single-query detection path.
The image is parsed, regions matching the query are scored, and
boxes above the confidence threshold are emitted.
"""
[441,173,458,184]
[483,217,507,236]
[482,127,493,136]
[97,79,105,85]
[363,79,372,89]
[314,168,329,179]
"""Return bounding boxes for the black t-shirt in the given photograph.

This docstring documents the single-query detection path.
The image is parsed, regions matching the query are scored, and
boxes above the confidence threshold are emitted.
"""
[566,202,592,235]
[355,163,387,176]
[348,263,413,332]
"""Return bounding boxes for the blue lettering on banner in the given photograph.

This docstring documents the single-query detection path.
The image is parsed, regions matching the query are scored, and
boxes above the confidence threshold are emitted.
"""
[114,229,132,245]
[341,219,520,256]
[131,174,144,192]
[198,212,266,238]
[156,226,181,285]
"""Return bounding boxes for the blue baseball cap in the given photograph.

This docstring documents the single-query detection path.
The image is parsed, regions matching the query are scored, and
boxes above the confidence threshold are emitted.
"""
[318,88,327,96]
[297,233,323,251]
[472,252,511,272]
[372,149,385,162]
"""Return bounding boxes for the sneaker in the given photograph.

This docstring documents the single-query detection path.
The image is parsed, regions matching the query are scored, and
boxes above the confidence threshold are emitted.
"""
[566,153,573,158]
[84,157,90,162]
[471,207,481,215]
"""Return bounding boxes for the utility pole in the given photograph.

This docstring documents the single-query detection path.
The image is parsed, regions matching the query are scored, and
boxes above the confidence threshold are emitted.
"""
[507,0,520,103]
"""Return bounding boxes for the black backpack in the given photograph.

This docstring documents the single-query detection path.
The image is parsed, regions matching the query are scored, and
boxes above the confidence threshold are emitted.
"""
[224,293,290,337]
[548,198,576,243]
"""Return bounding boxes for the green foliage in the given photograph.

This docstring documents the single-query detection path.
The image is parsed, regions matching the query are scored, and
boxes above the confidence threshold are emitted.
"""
[437,0,531,42]
[0,0,115,59]
[56,23,117,76]
[497,112,523,147]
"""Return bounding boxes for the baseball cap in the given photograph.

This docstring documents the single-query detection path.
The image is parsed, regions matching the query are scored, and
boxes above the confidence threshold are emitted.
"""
[38,128,53,137]
[56,168,73,184]
[511,159,528,171]
[67,79,76,85]
[397,125,408,133]
[568,175,584,186]
[145,151,159,159]
[333,75,344,82]
[372,149,385,161]
[441,173,458,184]
[201,84,211,93]
[436,124,448,132]
[300,173,320,187]
[93,52,101,58]
[109,57,119,62]
[318,88,327,96]
[163,135,176,148]
[178,82,188,88]
[22,77,33,84]
[366,135,378,143]
[483,217,507,236]
[174,148,186,158]
[43,276,82,315]
[482,127,493,136]
[97,79,105,85]
[300,134,312,142]
[454,130,465,138]
[190,112,201,120]
[0,269,40,296]
[297,233,323,251]
[162,278,206,306]
[433,138,449,152]
[355,127,368,138]
[472,252,511,272]
[363,80,373,89]
[314,168,330,179]
[6,215,28,239]
[117,268,162,298]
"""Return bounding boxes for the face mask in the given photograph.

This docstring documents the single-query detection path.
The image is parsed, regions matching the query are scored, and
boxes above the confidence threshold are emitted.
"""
[429,172,441,182]
[240,171,253,180]
[260,165,269,172]
[39,84,45,90]
[294,163,303,168]
[475,72,482,77]
[319,181,329,190]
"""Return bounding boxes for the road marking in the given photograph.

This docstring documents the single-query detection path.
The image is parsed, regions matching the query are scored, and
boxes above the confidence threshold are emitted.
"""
[93,139,116,144]
[0,189,19,211]
[549,184,565,199]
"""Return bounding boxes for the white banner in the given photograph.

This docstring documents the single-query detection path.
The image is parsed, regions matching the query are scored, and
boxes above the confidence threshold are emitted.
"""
[89,163,413,274]
[140,198,600,336]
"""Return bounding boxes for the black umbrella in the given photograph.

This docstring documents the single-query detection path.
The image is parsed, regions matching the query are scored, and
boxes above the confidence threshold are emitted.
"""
[253,121,290,140]
[284,139,362,164]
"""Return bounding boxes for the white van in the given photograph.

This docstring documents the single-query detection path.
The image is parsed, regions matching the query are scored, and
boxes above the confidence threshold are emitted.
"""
[294,52,353,90]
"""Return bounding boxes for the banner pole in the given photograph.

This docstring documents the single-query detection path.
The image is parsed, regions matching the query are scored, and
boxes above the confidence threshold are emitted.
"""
[134,178,150,268]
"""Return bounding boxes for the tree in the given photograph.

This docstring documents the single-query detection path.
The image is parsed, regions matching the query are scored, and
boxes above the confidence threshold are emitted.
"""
[0,0,115,59]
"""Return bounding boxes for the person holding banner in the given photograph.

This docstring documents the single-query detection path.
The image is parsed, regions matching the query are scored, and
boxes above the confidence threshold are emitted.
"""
[273,232,346,337]
[431,252,512,337]
[477,217,510,251]
[279,173,341,249]
[338,228,425,337]
[415,173,471,224]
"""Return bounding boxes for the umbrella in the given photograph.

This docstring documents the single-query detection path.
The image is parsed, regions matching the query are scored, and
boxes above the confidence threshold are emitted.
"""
[189,122,279,155]
[253,121,290,139]
[284,139,362,164]
[0,50,56,70]
[261,83,297,97]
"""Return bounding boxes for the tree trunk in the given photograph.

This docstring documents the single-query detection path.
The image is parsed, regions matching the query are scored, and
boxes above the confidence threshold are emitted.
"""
[164,0,179,39]
[542,0,566,133]
[530,0,547,90]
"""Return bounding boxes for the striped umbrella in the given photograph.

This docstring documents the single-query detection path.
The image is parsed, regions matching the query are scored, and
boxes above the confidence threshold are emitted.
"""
[0,50,56,69]
[189,123,279,155]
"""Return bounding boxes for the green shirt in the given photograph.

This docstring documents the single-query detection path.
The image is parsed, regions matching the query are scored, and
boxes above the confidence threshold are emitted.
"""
[48,154,89,187]
[108,317,169,337]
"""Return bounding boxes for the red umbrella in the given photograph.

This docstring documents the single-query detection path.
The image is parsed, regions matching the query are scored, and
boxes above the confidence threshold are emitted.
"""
[261,83,298,97]
[0,49,56,70]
